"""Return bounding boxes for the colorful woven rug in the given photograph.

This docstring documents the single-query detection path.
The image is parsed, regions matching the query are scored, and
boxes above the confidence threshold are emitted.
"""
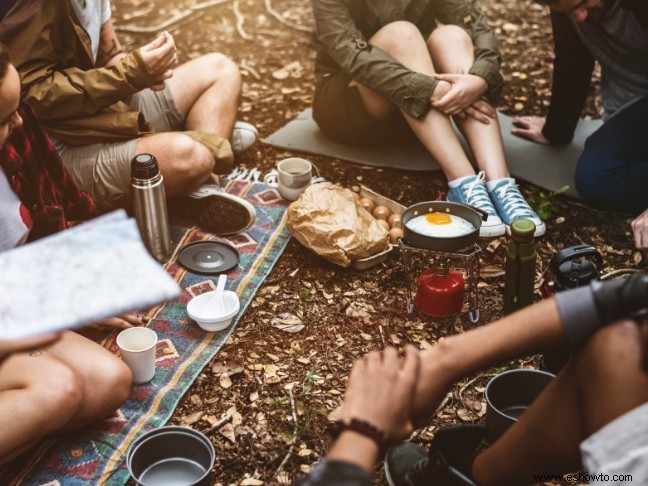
[0,179,291,485]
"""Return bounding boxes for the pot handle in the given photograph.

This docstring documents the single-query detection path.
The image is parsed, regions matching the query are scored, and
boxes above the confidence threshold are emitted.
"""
[466,205,489,222]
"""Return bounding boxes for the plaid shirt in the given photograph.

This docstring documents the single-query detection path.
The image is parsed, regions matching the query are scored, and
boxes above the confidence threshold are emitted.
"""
[0,103,95,242]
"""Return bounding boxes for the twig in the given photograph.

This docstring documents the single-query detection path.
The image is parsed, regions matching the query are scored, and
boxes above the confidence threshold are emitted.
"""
[274,388,297,478]
[264,0,312,33]
[232,0,250,40]
[601,268,639,280]
[204,414,233,435]
[115,0,230,34]
[240,60,261,80]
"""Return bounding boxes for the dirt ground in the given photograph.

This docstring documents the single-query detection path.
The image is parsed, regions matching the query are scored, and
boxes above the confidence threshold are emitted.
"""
[112,0,645,484]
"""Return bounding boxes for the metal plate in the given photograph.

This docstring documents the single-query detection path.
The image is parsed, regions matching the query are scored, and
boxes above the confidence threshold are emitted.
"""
[178,241,239,274]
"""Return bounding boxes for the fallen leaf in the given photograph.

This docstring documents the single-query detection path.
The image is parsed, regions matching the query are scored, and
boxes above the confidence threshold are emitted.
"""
[481,265,505,278]
[211,360,244,376]
[220,423,236,443]
[240,478,263,485]
[219,373,232,389]
[181,411,205,425]
[271,313,305,333]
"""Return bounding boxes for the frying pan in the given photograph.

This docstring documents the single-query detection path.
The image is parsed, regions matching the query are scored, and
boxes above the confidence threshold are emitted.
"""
[401,201,484,252]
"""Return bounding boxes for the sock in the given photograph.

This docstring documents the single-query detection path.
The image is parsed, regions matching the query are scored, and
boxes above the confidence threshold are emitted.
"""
[485,177,514,192]
[448,175,476,188]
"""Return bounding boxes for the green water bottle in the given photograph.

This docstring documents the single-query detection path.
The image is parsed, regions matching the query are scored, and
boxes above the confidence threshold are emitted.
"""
[503,219,537,314]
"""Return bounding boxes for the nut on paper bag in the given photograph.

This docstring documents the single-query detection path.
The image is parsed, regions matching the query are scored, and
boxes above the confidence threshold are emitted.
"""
[286,185,389,268]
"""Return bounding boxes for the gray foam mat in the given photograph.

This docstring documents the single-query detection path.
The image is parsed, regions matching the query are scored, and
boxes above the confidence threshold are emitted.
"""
[263,108,603,199]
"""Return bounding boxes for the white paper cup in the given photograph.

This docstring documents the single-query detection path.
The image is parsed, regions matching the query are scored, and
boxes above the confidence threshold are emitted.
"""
[264,157,312,201]
[117,327,158,385]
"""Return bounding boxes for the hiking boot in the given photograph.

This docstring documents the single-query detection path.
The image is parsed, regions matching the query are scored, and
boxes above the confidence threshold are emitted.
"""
[384,443,435,486]
[230,121,258,154]
[487,178,546,237]
[446,172,505,238]
[180,184,256,235]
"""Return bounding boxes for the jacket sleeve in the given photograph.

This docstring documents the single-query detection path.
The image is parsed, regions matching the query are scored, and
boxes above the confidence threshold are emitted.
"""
[311,0,438,119]
[541,10,595,144]
[435,0,503,102]
[0,0,158,123]
[20,51,158,124]
[295,459,373,486]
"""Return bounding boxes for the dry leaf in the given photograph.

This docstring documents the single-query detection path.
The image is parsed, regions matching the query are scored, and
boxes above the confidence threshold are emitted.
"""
[211,360,244,376]
[240,478,263,485]
[219,373,232,389]
[481,265,505,278]
[220,423,236,443]
[181,411,205,425]
[271,313,305,333]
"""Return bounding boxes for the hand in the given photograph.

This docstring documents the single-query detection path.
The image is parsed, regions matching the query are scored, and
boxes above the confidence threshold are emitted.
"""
[431,73,488,115]
[631,209,648,249]
[139,31,177,90]
[0,333,61,361]
[89,313,147,331]
[511,116,551,144]
[460,98,496,124]
[339,345,420,443]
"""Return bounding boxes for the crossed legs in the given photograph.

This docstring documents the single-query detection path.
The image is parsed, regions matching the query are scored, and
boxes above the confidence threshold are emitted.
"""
[473,319,648,485]
[0,331,131,464]
[135,53,243,197]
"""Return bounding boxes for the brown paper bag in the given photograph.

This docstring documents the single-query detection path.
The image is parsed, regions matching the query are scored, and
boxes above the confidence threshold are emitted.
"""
[286,184,389,268]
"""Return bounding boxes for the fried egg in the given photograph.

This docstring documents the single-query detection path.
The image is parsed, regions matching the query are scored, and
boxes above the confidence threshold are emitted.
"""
[406,212,475,238]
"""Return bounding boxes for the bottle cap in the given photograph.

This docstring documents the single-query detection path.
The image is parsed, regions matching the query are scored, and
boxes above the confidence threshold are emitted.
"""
[131,154,160,179]
[510,219,536,242]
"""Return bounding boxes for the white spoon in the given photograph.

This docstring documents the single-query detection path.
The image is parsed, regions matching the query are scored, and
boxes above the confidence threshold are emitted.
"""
[202,274,227,316]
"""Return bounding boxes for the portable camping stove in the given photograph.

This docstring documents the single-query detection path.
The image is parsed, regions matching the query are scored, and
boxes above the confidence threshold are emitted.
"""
[398,239,481,323]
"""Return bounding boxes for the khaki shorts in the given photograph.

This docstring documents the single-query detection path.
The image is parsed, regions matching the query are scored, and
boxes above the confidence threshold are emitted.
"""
[58,86,183,211]
[580,401,648,484]
[312,71,408,146]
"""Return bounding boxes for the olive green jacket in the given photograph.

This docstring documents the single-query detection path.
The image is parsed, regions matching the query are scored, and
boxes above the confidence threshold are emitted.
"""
[0,0,158,145]
[311,0,503,119]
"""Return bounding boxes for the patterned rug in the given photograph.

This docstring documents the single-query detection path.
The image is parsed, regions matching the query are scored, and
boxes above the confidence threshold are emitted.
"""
[0,179,291,486]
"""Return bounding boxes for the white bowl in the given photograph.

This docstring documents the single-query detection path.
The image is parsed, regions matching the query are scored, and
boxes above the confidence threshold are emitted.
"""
[187,290,241,332]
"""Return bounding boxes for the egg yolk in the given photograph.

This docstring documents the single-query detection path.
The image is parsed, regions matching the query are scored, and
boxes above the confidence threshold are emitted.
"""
[425,212,452,225]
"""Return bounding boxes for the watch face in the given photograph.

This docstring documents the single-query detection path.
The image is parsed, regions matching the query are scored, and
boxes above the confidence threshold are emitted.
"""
[178,240,239,274]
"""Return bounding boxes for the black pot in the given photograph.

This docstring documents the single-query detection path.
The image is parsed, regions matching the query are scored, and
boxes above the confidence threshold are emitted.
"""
[401,201,483,252]
[485,369,554,443]
[127,426,215,486]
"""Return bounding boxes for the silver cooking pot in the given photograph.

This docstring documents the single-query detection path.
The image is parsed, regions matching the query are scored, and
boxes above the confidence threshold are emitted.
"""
[401,201,485,252]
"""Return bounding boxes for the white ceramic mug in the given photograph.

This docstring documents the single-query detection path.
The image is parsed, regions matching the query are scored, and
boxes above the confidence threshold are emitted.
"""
[116,327,158,385]
[263,157,312,201]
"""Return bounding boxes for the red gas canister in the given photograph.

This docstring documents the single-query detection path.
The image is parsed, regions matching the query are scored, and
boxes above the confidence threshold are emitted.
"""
[415,260,465,317]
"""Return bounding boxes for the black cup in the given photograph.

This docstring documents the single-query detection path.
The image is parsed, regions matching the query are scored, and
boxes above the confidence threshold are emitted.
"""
[485,369,554,443]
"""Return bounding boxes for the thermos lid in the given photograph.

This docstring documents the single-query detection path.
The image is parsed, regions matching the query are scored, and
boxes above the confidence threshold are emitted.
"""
[131,153,160,179]
[510,219,536,242]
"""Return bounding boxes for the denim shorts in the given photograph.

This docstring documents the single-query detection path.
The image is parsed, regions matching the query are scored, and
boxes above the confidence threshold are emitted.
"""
[58,85,183,211]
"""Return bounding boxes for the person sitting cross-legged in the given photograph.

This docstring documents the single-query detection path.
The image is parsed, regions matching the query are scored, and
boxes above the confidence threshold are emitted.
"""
[297,272,648,485]
[0,0,258,235]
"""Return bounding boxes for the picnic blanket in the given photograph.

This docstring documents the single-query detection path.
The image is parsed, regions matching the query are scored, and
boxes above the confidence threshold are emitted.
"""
[263,108,604,199]
[0,179,291,486]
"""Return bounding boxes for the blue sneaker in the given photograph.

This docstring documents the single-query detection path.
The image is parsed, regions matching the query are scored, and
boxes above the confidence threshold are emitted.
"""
[488,178,546,237]
[447,171,505,237]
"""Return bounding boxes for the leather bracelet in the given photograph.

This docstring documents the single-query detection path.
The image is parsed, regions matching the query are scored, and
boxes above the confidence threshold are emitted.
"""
[329,417,388,453]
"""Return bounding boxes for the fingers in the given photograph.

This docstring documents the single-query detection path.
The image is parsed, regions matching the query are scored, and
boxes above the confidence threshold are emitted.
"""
[631,210,648,249]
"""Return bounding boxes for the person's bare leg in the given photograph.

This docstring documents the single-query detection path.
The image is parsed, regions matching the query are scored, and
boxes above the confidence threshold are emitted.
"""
[0,344,83,464]
[354,21,475,180]
[473,320,648,485]
[45,331,132,427]
[167,53,242,139]
[426,25,509,181]
[135,132,215,197]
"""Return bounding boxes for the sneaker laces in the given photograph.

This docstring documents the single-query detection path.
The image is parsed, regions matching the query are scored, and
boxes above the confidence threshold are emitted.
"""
[459,171,495,215]
[493,180,536,220]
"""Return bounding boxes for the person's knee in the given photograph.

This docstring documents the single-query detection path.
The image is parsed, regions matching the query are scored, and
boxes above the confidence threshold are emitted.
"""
[427,25,473,65]
[92,358,132,413]
[574,319,642,377]
[39,363,85,422]
[199,52,241,90]
[164,135,214,181]
[373,21,424,52]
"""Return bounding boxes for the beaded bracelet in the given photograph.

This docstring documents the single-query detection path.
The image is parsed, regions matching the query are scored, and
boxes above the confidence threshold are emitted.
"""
[329,417,388,454]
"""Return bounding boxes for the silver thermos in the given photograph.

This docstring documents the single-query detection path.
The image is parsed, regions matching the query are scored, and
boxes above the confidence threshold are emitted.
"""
[130,153,172,262]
